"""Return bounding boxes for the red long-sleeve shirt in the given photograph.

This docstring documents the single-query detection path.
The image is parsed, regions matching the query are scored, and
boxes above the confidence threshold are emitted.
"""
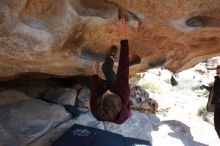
[90,40,131,124]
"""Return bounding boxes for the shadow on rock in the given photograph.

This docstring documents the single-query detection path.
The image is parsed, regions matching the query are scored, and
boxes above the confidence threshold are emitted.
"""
[160,120,208,146]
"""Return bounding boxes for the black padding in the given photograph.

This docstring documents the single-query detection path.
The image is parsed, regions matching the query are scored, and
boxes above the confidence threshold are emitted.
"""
[125,137,151,146]
[52,124,151,146]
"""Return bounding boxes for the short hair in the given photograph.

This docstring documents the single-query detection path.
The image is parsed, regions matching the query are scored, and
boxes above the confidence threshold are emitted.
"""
[217,65,220,69]
[96,93,121,121]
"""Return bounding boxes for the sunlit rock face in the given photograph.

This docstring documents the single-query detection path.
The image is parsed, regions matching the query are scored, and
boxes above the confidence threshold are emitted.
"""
[0,0,220,79]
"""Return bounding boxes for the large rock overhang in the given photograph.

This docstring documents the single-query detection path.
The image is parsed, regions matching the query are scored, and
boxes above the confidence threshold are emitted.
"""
[0,0,220,79]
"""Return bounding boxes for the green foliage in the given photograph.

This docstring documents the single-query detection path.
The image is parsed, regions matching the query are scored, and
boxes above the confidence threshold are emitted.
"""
[197,106,214,122]
[197,106,207,117]
[201,90,209,97]
[138,80,162,94]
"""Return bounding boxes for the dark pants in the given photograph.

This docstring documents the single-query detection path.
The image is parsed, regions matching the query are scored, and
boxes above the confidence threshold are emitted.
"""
[73,57,116,90]
[214,108,220,139]
[102,57,116,86]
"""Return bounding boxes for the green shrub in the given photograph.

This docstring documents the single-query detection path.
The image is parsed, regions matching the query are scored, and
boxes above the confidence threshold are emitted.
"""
[197,106,214,122]
[201,90,209,97]
[138,80,162,94]
[197,106,207,117]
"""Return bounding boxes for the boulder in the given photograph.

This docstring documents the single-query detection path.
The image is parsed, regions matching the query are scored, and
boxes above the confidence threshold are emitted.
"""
[130,85,150,105]
[29,111,104,146]
[29,110,157,146]
[1,0,220,79]
[29,119,76,146]
[132,98,159,114]
[0,124,17,146]
[0,78,61,98]
[76,87,91,108]
[104,110,154,142]
[43,88,77,106]
[0,99,71,146]
[0,89,29,105]
[130,85,158,114]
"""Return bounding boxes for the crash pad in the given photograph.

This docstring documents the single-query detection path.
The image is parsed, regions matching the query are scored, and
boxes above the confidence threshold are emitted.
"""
[52,124,151,146]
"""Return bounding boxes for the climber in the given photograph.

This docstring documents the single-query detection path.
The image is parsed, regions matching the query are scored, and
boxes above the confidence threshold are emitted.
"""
[207,65,220,138]
[89,17,131,124]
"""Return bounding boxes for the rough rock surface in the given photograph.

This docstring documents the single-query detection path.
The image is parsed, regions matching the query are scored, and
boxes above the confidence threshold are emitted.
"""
[104,110,157,142]
[0,89,29,105]
[43,88,77,106]
[130,85,150,105]
[76,86,91,108]
[29,110,157,146]
[130,85,158,114]
[1,0,220,79]
[0,99,71,146]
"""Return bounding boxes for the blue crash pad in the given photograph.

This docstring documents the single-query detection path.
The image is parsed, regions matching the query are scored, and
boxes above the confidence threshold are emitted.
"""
[52,124,151,146]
